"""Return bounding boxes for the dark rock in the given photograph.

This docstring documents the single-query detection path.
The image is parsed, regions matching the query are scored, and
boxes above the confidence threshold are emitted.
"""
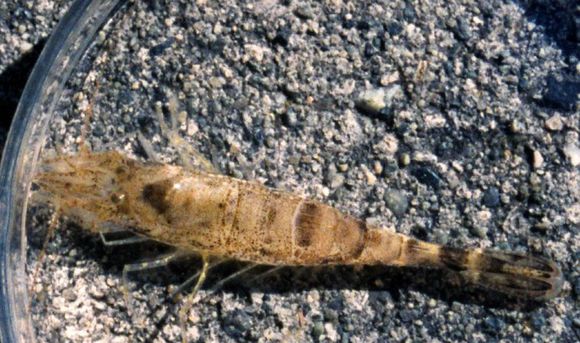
[282,108,298,127]
[376,107,395,124]
[531,312,546,330]
[323,308,339,323]
[92,123,105,137]
[356,20,371,31]
[403,5,416,21]
[454,18,472,41]
[272,26,292,47]
[541,75,580,111]
[483,317,506,333]
[470,224,488,239]
[208,100,222,115]
[149,37,175,57]
[483,187,501,207]
[311,321,324,339]
[386,22,403,36]
[342,19,356,29]
[364,42,378,58]
[222,309,253,339]
[399,309,416,323]
[517,184,530,202]
[281,83,301,101]
[411,167,443,188]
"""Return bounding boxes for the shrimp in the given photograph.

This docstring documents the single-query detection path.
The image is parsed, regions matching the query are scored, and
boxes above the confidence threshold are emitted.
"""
[34,149,563,301]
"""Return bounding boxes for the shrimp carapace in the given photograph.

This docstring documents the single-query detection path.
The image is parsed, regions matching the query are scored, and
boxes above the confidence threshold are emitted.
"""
[34,150,563,300]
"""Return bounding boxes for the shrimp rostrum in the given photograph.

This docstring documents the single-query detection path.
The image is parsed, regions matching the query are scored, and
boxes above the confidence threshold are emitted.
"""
[34,150,563,300]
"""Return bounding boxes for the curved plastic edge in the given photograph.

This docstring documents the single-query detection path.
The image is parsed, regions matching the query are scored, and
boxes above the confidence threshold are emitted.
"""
[0,0,125,342]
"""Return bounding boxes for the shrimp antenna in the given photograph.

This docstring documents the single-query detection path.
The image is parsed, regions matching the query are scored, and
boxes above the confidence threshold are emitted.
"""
[28,206,61,296]
[79,79,98,156]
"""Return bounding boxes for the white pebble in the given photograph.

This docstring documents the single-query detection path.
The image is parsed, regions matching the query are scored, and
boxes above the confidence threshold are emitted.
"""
[563,144,580,166]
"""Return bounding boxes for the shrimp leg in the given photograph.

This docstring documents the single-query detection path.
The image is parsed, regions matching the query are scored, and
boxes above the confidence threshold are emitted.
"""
[169,258,228,299]
[179,253,209,343]
[206,263,260,296]
[248,266,286,284]
[176,259,261,341]
[122,252,182,314]
[99,231,150,246]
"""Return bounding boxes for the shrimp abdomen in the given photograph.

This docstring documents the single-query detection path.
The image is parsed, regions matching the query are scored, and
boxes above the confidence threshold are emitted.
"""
[221,182,384,266]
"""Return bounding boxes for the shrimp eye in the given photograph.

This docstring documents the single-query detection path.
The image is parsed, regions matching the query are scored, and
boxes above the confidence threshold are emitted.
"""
[111,192,126,204]
[115,166,128,175]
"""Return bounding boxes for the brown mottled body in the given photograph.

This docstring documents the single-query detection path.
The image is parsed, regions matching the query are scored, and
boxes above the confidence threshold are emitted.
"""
[35,151,563,300]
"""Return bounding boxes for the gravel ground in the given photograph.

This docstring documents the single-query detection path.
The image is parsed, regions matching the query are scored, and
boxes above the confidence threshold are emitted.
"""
[1,0,579,342]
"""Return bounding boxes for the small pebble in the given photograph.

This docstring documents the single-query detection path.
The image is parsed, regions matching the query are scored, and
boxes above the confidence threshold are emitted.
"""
[510,120,524,133]
[295,5,315,19]
[400,153,411,166]
[384,190,409,217]
[356,88,386,116]
[563,144,580,166]
[62,288,77,302]
[380,72,400,86]
[532,150,544,169]
[282,109,298,127]
[329,174,345,189]
[363,166,377,185]
[18,40,33,53]
[545,114,563,131]
[355,85,402,118]
[338,163,349,172]
[111,336,129,343]
[209,76,224,89]
[373,161,383,175]
[428,299,437,308]
[311,322,324,339]
[324,323,338,342]
[470,225,488,239]
[89,286,105,299]
[94,301,107,311]
[454,17,472,41]
[374,134,399,156]
[566,203,580,225]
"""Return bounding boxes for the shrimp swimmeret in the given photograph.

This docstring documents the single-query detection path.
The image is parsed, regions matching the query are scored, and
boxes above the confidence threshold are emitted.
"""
[34,149,563,302]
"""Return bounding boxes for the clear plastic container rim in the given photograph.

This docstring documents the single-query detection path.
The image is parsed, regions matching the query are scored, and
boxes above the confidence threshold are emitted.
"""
[0,1,125,341]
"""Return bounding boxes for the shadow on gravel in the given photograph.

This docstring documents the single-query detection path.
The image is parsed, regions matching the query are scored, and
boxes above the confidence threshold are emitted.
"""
[513,1,579,112]
[118,255,554,341]
[515,0,578,58]
[28,209,560,341]
[0,39,46,133]
[53,225,549,313]
[231,264,552,311]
